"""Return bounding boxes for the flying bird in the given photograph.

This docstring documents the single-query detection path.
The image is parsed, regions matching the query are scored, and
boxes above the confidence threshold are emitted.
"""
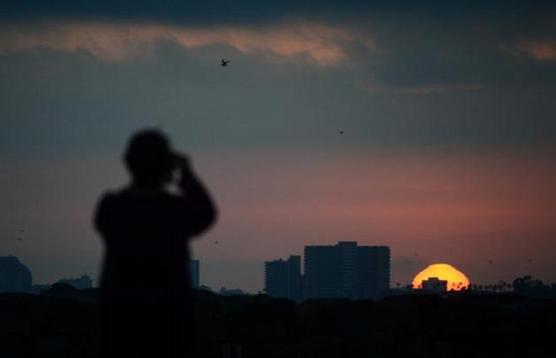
[221,59,230,67]
[340,130,344,135]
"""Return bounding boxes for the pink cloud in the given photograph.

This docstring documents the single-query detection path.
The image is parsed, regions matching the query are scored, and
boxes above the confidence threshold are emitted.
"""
[0,20,375,65]
[513,39,556,61]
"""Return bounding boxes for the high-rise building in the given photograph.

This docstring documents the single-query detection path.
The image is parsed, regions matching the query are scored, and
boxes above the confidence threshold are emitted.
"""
[357,245,391,299]
[189,259,200,289]
[264,255,302,301]
[0,256,33,293]
[304,242,390,300]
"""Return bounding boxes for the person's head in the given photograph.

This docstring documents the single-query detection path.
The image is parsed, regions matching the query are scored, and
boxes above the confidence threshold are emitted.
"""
[124,129,174,188]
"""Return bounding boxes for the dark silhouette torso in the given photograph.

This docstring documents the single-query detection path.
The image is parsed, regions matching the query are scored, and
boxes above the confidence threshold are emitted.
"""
[95,187,206,357]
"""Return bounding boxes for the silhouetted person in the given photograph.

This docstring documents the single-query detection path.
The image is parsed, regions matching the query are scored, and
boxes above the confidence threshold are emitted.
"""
[94,129,217,358]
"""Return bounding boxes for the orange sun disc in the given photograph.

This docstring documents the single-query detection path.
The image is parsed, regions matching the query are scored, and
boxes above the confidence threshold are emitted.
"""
[412,263,470,291]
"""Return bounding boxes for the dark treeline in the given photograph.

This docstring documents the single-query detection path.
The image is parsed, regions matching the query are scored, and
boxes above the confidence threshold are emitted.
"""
[0,288,555,357]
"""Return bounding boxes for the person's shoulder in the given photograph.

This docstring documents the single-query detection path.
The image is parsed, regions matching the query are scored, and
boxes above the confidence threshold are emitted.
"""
[94,191,119,224]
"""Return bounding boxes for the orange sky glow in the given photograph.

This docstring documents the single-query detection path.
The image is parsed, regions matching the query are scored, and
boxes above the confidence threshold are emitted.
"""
[194,148,556,286]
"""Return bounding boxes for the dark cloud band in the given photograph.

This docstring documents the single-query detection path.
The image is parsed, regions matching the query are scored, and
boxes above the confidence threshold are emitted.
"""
[2,1,555,24]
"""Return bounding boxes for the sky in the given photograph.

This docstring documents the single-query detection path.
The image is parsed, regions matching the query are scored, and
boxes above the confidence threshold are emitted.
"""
[1,1,556,292]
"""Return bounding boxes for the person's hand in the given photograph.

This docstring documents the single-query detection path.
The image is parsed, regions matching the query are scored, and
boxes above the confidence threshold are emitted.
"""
[173,152,197,186]
[172,152,191,170]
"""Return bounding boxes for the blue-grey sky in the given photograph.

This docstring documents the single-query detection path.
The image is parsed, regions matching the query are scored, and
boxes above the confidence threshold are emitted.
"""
[1,1,556,292]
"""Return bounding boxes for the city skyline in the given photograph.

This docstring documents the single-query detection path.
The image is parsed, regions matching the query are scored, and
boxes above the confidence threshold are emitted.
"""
[3,251,552,297]
[3,225,552,293]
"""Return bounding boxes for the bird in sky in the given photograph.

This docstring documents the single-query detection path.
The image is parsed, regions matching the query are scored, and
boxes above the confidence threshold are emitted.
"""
[340,130,344,135]
[221,59,230,67]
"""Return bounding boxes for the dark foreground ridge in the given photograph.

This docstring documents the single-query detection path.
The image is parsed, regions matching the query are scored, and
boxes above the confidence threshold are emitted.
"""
[0,288,555,358]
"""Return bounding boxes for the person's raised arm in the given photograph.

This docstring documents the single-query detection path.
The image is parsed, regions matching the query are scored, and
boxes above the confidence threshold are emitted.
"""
[174,152,217,237]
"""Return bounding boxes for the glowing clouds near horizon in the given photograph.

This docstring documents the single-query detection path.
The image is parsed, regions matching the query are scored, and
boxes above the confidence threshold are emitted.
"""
[412,263,470,291]
[0,20,375,65]
[514,39,556,61]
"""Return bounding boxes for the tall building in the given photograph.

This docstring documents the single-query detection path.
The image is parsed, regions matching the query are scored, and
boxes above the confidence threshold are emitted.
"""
[0,256,33,293]
[357,245,391,299]
[264,255,302,301]
[189,259,200,289]
[304,242,390,300]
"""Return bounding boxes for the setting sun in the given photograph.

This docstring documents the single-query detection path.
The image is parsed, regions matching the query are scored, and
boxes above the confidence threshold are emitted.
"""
[412,263,470,291]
